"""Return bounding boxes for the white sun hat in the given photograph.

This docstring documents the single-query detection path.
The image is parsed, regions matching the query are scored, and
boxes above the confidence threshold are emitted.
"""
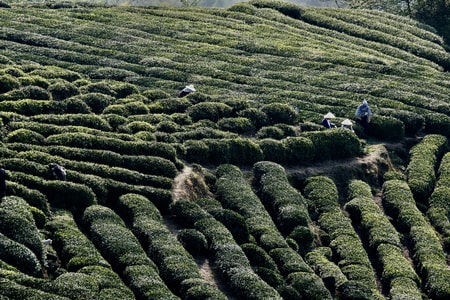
[341,119,353,126]
[183,84,196,92]
[324,112,335,119]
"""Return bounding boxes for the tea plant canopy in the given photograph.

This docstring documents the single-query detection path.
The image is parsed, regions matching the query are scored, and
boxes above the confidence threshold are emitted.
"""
[0,0,450,300]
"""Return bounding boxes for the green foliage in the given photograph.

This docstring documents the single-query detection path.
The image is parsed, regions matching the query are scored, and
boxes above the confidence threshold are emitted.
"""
[303,129,363,161]
[177,228,208,256]
[0,233,42,277]
[368,115,405,141]
[187,102,233,122]
[48,79,80,101]
[0,74,20,93]
[5,128,45,144]
[407,134,448,202]
[261,103,298,125]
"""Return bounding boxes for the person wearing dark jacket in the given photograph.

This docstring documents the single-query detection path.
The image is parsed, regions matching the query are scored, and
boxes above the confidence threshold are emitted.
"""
[49,163,66,181]
[321,112,336,129]
[355,99,372,136]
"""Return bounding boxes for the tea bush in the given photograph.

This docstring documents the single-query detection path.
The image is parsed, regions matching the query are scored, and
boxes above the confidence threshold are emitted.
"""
[5,128,45,144]
[0,233,42,277]
[303,129,363,161]
[45,210,110,272]
[368,115,405,141]
[406,134,448,203]
[0,196,44,264]
[187,101,233,122]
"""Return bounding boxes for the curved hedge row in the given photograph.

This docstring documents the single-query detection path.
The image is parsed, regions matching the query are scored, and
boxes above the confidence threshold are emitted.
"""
[406,134,448,204]
[303,176,383,299]
[345,180,421,299]
[252,161,311,242]
[169,200,279,300]
[428,152,450,249]
[82,204,179,300]
[116,193,225,299]
[184,129,363,166]
[382,180,450,300]
[215,164,331,299]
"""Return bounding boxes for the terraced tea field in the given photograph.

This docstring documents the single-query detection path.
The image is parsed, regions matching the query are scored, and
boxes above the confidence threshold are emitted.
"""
[0,0,450,299]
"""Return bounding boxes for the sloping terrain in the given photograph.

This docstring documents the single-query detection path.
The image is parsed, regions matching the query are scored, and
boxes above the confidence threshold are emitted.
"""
[0,1,450,299]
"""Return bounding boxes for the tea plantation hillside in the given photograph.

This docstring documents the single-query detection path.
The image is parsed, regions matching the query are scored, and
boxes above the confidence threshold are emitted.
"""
[1,0,450,299]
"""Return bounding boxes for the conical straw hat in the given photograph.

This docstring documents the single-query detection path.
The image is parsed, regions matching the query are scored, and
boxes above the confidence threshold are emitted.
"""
[341,119,353,126]
[324,112,335,119]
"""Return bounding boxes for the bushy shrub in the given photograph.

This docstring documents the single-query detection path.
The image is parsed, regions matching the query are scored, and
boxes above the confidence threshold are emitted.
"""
[184,140,209,164]
[45,210,109,272]
[209,209,250,245]
[217,117,254,134]
[424,112,450,136]
[80,81,117,96]
[187,102,233,122]
[73,93,114,114]
[149,98,191,114]
[337,280,373,300]
[261,103,298,125]
[156,120,181,133]
[48,80,80,100]
[282,136,315,164]
[0,99,52,115]
[44,181,96,211]
[0,196,44,263]
[0,233,42,277]
[303,128,363,161]
[258,138,287,162]
[18,75,50,89]
[5,128,45,144]
[288,226,314,254]
[124,101,149,115]
[45,132,177,162]
[55,97,92,114]
[108,181,172,212]
[79,265,134,298]
[241,243,278,270]
[286,271,332,300]
[89,67,138,81]
[180,278,228,300]
[117,193,162,224]
[256,126,285,139]
[380,108,424,136]
[367,115,405,140]
[123,264,178,299]
[238,107,269,129]
[12,85,51,100]
[113,82,139,99]
[0,74,20,93]
[142,89,170,101]
[31,113,112,131]
[101,113,128,130]
[169,200,213,228]
[305,248,348,290]
[53,272,98,299]
[407,134,448,202]
[177,229,208,256]
[5,181,50,215]
[208,138,264,165]
[377,243,420,286]
[269,247,312,276]
[226,266,283,299]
